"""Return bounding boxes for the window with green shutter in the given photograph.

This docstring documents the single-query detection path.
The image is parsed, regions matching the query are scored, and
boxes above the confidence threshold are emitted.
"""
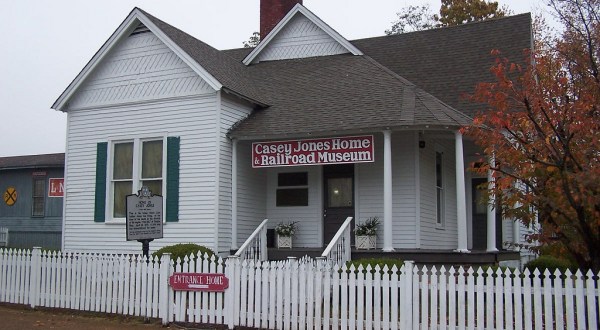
[94,137,179,223]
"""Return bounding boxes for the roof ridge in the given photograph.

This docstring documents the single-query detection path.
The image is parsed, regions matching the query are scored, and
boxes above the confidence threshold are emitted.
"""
[351,12,532,43]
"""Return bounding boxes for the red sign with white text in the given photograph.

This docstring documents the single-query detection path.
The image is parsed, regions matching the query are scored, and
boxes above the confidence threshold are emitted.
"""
[48,178,64,197]
[252,135,374,168]
[169,273,229,292]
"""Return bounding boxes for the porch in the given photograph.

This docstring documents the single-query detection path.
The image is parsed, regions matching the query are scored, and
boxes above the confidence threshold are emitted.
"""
[231,217,521,267]
[265,247,519,265]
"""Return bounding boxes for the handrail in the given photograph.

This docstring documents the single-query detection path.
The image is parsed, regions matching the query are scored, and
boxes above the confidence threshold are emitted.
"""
[321,217,353,265]
[234,219,268,261]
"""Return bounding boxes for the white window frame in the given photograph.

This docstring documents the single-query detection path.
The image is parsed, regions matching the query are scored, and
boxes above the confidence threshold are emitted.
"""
[105,135,167,223]
[435,147,445,228]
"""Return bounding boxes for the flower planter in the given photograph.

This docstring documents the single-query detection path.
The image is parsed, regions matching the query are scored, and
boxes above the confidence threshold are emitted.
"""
[277,235,292,249]
[356,235,376,250]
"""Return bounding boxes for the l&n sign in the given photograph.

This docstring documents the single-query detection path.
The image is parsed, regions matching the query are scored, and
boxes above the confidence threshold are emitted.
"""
[252,135,374,168]
[169,273,229,292]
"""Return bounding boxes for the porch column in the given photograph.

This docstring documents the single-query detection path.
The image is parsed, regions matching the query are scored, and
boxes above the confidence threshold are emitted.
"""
[486,154,498,252]
[231,139,238,250]
[513,200,521,248]
[454,131,469,252]
[383,130,394,252]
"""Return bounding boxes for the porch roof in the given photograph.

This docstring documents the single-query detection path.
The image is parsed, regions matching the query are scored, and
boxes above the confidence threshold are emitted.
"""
[227,54,472,140]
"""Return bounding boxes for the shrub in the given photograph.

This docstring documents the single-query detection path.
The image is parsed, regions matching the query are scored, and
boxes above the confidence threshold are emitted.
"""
[346,257,404,273]
[152,243,215,263]
[524,255,576,274]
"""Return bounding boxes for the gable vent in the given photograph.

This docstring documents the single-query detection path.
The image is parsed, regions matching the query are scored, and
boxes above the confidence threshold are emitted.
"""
[130,23,150,36]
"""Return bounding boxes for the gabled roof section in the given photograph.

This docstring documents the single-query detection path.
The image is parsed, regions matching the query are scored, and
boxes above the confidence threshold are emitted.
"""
[52,8,268,111]
[243,4,363,65]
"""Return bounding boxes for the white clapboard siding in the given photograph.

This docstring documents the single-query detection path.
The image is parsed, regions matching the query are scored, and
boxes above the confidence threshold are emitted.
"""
[419,137,459,249]
[235,141,267,247]
[217,95,256,253]
[256,14,349,63]
[68,27,213,110]
[356,133,418,249]
[2,248,599,329]
[64,95,220,253]
[265,165,323,247]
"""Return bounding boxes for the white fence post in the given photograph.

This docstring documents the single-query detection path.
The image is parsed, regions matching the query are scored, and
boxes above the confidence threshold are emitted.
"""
[159,253,171,325]
[29,247,41,308]
[401,260,414,329]
[225,255,239,330]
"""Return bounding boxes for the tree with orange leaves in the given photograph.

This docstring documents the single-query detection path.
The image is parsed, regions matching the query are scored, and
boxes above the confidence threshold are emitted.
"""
[466,0,600,271]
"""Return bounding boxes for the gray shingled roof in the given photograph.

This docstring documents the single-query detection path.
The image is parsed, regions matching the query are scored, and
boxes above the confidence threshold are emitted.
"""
[227,54,472,139]
[139,9,530,139]
[351,13,532,118]
[0,153,65,170]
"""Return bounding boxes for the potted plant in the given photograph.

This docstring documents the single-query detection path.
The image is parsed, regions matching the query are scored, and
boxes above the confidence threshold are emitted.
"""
[354,217,379,250]
[275,221,298,248]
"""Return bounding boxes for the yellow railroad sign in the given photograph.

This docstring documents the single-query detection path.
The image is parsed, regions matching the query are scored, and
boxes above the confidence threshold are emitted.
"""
[3,187,17,206]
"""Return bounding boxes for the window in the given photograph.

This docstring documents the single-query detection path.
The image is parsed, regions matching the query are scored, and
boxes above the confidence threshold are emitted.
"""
[276,172,308,207]
[111,138,163,219]
[436,151,444,226]
[32,177,45,217]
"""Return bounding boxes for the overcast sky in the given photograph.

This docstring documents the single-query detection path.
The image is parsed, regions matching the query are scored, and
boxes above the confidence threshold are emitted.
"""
[0,0,553,157]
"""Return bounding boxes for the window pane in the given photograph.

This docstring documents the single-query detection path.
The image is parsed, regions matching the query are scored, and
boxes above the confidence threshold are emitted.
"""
[114,143,133,180]
[113,181,132,218]
[278,172,308,186]
[32,198,45,217]
[437,188,443,224]
[436,152,443,188]
[142,140,163,179]
[33,178,45,197]
[276,188,308,206]
[142,180,162,196]
[327,178,353,207]
[32,178,45,216]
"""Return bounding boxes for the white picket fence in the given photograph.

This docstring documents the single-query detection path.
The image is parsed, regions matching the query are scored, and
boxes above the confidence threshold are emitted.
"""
[1,248,599,329]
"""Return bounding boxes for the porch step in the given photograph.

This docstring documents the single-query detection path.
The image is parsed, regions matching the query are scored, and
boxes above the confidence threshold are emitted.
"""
[267,248,323,261]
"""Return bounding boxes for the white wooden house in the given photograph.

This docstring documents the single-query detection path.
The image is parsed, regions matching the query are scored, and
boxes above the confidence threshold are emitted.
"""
[52,0,533,263]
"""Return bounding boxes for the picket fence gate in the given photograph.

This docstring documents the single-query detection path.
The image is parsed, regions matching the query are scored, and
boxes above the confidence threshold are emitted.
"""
[0,247,599,329]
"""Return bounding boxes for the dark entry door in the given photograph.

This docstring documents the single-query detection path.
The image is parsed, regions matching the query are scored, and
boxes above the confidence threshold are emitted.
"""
[471,178,502,250]
[323,164,355,246]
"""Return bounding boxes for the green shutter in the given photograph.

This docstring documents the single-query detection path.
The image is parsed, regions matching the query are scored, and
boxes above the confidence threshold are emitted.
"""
[94,142,108,222]
[166,137,180,222]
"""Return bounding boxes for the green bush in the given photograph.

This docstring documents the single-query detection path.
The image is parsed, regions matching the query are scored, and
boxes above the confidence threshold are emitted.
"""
[346,257,404,273]
[152,243,215,263]
[524,255,576,274]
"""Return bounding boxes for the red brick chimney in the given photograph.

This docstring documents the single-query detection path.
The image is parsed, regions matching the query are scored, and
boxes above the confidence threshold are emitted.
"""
[260,0,303,39]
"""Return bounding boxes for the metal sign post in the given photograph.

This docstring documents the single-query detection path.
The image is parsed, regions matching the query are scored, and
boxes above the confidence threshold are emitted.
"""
[126,186,163,258]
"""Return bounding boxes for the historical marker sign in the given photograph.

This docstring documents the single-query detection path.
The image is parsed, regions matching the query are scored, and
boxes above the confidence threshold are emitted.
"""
[126,187,163,241]
[169,273,229,292]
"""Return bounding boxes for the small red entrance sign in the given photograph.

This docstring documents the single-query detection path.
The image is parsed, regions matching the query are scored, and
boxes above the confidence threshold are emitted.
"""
[169,273,229,292]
